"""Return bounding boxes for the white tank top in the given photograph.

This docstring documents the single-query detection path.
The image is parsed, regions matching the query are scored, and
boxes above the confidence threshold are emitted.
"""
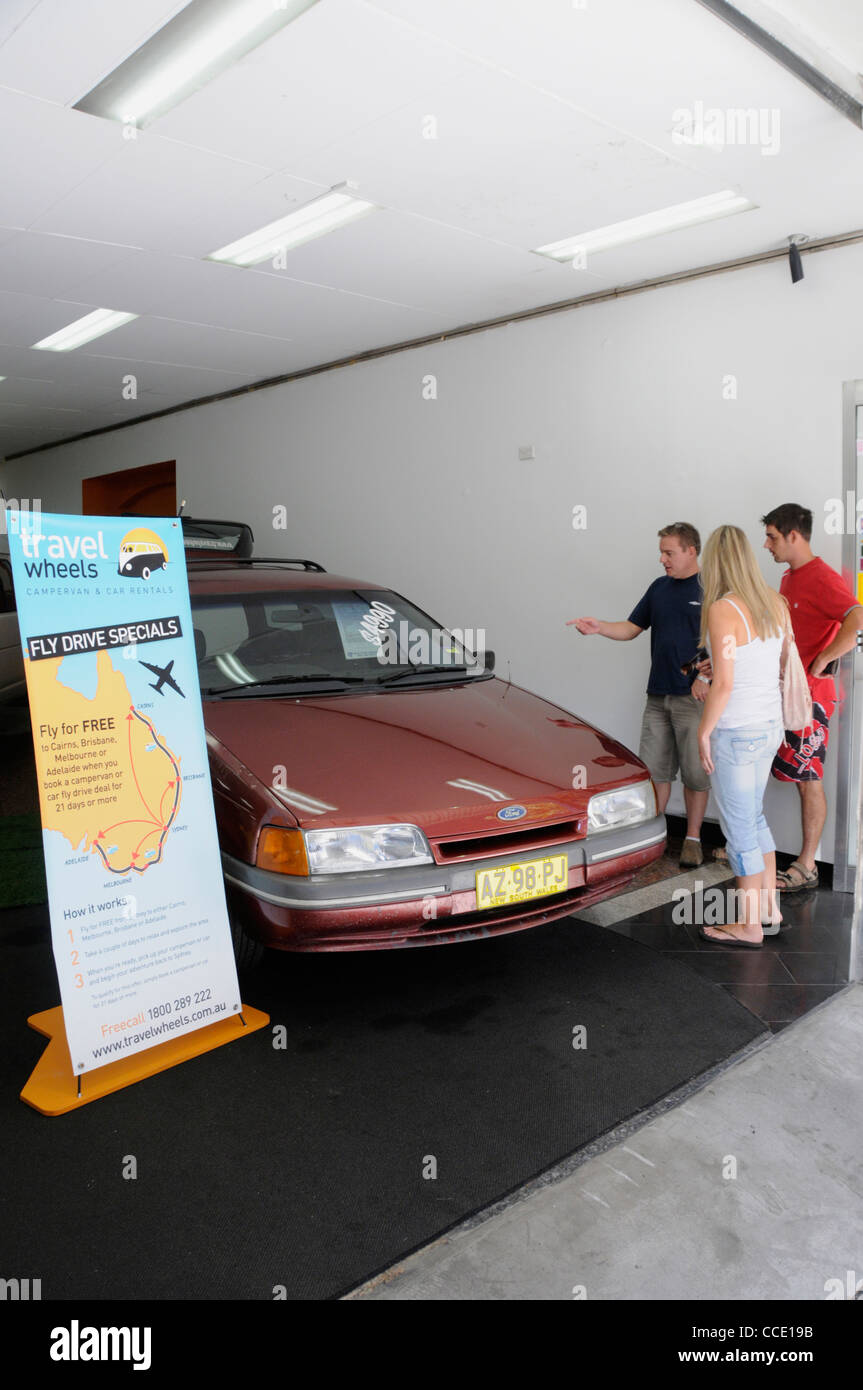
[710,596,783,730]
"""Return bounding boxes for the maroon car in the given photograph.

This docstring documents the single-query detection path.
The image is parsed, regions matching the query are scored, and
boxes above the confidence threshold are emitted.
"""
[187,536,666,961]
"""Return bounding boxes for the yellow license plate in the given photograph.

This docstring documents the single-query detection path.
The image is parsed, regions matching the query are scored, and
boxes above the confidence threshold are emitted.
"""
[475,854,568,910]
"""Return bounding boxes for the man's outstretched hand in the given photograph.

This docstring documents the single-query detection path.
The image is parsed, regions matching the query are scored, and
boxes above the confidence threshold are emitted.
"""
[567,617,600,635]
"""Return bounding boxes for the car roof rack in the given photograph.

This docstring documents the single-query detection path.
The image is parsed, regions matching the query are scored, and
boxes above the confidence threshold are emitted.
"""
[186,556,327,572]
[179,517,255,558]
[119,514,257,559]
[115,516,323,571]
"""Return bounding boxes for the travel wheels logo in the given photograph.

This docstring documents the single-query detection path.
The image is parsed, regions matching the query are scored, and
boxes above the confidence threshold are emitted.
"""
[117,528,169,581]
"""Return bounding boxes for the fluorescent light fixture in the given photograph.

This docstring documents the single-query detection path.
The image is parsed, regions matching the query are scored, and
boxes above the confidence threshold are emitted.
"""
[32,309,138,353]
[0,376,5,383]
[534,190,756,261]
[207,185,378,266]
[74,0,321,128]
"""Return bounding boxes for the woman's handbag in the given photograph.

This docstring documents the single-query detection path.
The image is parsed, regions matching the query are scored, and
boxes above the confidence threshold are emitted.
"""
[780,622,814,731]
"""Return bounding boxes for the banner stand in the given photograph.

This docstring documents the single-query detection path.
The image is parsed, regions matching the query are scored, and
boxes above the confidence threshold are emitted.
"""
[8,511,258,1104]
[20,1003,270,1116]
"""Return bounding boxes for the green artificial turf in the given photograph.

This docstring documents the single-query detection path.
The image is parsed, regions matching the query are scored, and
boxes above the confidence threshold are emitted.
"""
[0,812,47,907]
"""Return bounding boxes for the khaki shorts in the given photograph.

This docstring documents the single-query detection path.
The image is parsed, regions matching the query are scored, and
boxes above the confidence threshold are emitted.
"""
[639,693,710,792]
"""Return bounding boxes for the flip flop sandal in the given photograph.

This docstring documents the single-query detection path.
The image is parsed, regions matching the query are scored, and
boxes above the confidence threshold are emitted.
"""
[755,911,789,934]
[699,926,762,949]
[776,860,818,892]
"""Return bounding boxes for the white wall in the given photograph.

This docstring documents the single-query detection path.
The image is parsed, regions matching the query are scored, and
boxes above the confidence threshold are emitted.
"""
[4,240,862,860]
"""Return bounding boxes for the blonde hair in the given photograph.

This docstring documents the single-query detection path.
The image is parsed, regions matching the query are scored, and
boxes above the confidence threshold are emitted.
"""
[699,525,788,645]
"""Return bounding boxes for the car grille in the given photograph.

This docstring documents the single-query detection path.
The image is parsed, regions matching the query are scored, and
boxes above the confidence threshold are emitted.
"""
[432,818,584,863]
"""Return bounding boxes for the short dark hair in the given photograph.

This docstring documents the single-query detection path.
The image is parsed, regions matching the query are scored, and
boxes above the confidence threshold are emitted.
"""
[760,503,812,541]
[658,522,701,556]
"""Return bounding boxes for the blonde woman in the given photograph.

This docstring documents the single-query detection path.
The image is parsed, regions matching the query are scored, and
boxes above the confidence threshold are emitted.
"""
[696,525,790,947]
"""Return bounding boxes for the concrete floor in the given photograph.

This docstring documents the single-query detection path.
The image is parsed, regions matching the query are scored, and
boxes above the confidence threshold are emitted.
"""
[350,984,863,1301]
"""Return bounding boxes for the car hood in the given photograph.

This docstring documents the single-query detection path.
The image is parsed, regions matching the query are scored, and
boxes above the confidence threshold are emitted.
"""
[203,677,648,836]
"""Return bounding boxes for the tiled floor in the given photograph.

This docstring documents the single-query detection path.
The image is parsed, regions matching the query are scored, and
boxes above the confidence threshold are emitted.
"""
[604,882,854,1031]
[593,822,854,1031]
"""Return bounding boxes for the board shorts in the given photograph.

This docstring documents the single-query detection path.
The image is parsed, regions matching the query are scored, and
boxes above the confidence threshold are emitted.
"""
[771,685,836,783]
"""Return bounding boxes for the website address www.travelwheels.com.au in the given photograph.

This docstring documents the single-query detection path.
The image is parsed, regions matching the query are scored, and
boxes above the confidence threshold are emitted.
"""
[90,995,228,1063]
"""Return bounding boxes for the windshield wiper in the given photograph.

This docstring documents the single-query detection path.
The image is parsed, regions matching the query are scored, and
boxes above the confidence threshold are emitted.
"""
[376,664,472,685]
[204,674,368,696]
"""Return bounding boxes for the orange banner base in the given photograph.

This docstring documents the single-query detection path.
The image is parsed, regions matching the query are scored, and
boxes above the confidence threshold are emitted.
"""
[20,1004,271,1116]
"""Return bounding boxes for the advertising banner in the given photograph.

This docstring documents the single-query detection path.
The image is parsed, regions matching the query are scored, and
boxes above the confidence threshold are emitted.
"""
[8,511,240,1074]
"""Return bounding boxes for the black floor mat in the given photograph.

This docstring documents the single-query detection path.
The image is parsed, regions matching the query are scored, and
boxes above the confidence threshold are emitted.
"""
[0,913,766,1300]
[0,813,46,908]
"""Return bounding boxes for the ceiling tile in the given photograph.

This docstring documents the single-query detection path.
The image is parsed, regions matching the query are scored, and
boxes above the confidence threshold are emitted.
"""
[0,229,141,298]
[0,89,124,226]
[154,0,477,167]
[28,130,277,255]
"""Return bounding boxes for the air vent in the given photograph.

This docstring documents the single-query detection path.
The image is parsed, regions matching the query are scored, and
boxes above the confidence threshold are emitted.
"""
[433,819,584,862]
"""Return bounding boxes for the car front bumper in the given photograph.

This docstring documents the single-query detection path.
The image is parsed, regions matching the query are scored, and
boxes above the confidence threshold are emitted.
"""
[222,813,667,951]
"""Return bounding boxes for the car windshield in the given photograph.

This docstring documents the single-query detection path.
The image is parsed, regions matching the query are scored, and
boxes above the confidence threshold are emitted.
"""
[191,588,489,696]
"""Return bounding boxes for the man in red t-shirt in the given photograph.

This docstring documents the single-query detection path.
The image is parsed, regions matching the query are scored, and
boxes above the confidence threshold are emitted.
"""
[762,502,863,890]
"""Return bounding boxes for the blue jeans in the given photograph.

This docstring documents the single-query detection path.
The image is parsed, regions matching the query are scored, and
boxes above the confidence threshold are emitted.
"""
[710,720,784,878]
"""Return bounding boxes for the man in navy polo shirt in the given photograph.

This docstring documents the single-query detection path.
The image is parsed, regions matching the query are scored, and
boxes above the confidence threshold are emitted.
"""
[570,522,709,867]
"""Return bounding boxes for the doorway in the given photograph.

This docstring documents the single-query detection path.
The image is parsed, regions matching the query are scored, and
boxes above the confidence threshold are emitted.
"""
[82,459,176,517]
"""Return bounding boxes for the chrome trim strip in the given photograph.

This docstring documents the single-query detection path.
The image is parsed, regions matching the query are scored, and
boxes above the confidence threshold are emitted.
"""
[587,829,666,863]
[223,871,448,909]
[223,813,666,908]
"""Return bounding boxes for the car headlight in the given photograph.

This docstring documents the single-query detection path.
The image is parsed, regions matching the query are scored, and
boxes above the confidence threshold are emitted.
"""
[587,782,656,833]
[305,823,434,875]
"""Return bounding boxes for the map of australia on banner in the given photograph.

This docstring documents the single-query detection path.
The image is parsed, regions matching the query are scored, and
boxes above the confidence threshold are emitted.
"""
[29,650,181,874]
[8,511,240,1074]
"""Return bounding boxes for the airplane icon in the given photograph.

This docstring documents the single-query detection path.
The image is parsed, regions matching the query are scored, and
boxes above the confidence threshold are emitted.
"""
[139,658,185,698]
